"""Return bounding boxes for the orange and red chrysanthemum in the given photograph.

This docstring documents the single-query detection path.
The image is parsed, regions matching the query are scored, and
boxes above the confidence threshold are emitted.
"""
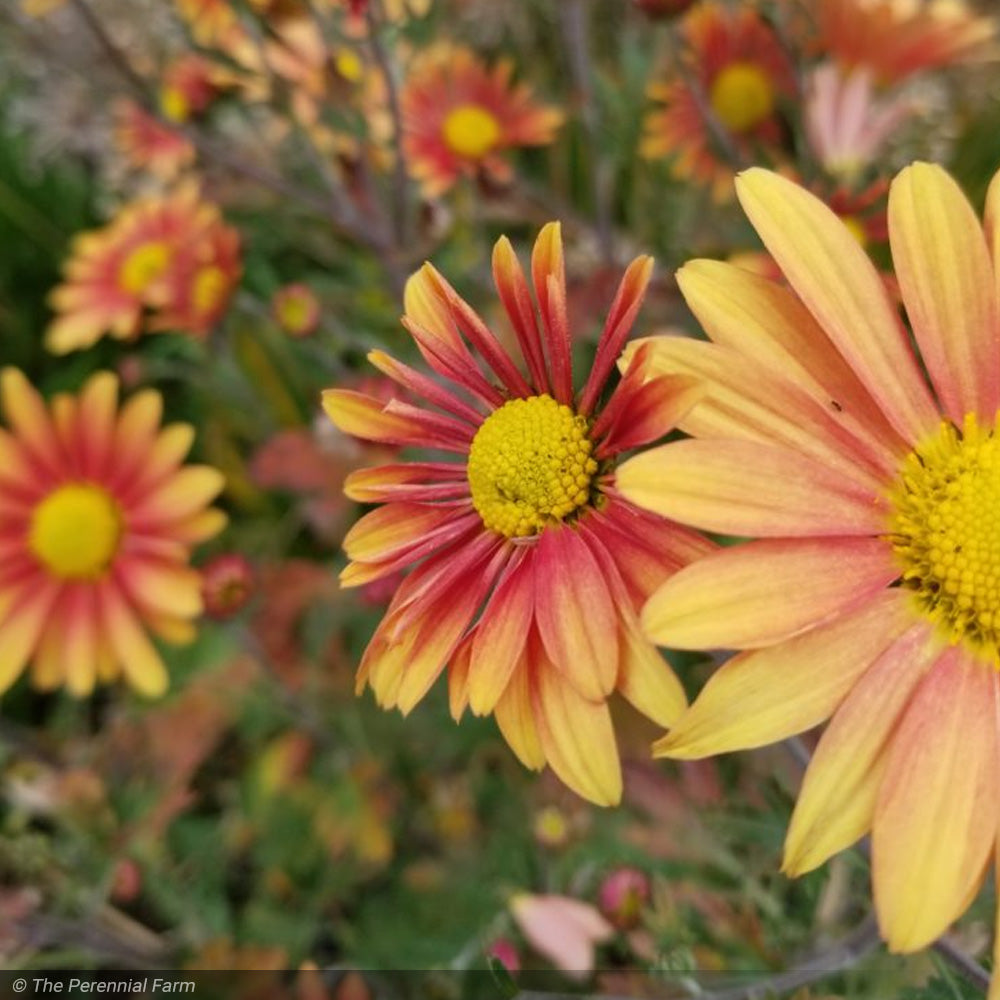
[617,162,1000,968]
[323,223,714,805]
[642,1,795,201]
[114,99,196,180]
[46,184,241,354]
[400,44,563,198]
[814,0,996,83]
[0,369,226,697]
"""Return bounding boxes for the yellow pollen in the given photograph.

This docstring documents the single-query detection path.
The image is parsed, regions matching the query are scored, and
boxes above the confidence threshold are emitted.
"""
[334,47,364,83]
[467,394,599,539]
[119,241,172,296]
[29,483,122,580]
[160,85,191,124]
[709,61,776,134]
[192,265,228,315]
[888,414,1000,662]
[441,104,502,160]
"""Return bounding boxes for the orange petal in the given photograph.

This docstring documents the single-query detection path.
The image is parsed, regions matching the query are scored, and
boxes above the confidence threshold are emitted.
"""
[0,580,60,693]
[655,590,912,759]
[531,223,572,403]
[109,389,163,492]
[469,552,534,715]
[643,537,898,650]
[76,371,119,480]
[119,558,204,618]
[872,647,999,951]
[582,523,687,727]
[343,503,467,564]
[535,525,618,700]
[392,553,502,715]
[889,162,1000,424]
[0,368,63,478]
[735,168,938,445]
[495,656,546,770]
[98,583,169,697]
[448,632,473,722]
[492,235,548,392]
[344,463,467,503]
[578,254,655,416]
[531,652,622,806]
[783,621,941,875]
[618,438,886,537]
[130,465,225,524]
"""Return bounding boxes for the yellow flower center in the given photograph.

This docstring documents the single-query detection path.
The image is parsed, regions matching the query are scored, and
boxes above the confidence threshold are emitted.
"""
[888,415,1000,660]
[193,265,228,315]
[709,61,775,134]
[276,293,314,334]
[441,104,502,160]
[29,483,122,580]
[160,85,191,124]
[467,394,598,538]
[334,47,364,83]
[119,241,173,296]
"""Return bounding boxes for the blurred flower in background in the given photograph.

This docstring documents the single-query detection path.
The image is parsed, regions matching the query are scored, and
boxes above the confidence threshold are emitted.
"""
[45,183,241,353]
[0,368,225,696]
[642,1,795,200]
[401,43,563,196]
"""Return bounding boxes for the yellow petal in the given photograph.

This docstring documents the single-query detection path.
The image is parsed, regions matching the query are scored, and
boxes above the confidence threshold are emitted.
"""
[642,537,898,650]
[618,438,885,537]
[656,590,912,759]
[533,659,622,807]
[0,582,60,693]
[495,658,546,771]
[676,258,905,468]
[873,647,999,952]
[783,621,941,875]
[735,168,938,445]
[99,584,169,698]
[889,162,1000,424]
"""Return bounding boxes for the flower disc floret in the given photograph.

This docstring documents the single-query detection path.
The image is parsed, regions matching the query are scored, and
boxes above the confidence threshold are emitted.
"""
[467,394,598,538]
[119,240,173,295]
[709,61,775,133]
[889,414,1000,659]
[442,104,502,159]
[29,483,122,580]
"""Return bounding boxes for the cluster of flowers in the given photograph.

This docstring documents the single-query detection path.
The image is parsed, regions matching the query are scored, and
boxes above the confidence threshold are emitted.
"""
[46,183,241,354]
[331,155,1000,977]
[8,0,1000,985]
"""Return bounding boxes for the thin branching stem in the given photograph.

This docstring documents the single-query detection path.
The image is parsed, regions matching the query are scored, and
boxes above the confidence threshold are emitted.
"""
[559,0,615,265]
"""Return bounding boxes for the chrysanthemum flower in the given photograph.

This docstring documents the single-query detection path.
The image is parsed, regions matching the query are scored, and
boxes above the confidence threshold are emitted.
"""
[804,63,917,183]
[0,368,225,697]
[46,184,241,354]
[161,55,220,124]
[273,283,321,338]
[323,223,713,805]
[401,44,563,198]
[815,0,996,82]
[617,162,1000,961]
[642,1,795,201]
[114,100,195,180]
